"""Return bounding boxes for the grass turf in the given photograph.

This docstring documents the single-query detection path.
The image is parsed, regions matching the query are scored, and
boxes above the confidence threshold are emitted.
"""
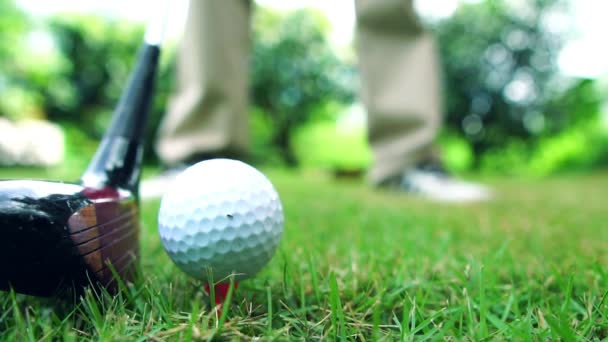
[1,167,607,340]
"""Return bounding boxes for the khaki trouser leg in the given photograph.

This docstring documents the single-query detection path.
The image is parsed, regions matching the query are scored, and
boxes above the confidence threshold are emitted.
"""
[156,0,251,165]
[355,0,442,185]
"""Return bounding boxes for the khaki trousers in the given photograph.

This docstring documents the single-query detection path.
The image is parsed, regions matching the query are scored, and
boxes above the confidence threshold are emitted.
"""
[156,0,442,185]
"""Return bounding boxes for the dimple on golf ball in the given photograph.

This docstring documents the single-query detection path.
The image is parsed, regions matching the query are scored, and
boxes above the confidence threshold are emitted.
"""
[158,159,283,282]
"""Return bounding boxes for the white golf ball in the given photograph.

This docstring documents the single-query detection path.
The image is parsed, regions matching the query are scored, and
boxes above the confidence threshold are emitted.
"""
[158,159,284,282]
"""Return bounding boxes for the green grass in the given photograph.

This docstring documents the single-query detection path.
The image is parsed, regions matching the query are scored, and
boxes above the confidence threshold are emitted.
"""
[1,167,608,340]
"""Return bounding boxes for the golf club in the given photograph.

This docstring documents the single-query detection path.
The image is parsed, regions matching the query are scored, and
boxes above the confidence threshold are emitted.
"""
[0,6,166,297]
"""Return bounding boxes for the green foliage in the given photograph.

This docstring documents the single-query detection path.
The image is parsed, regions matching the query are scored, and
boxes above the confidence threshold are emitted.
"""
[0,10,175,162]
[543,79,603,131]
[0,87,44,121]
[1,0,605,175]
[479,120,608,176]
[434,0,600,159]
[478,79,607,175]
[255,100,372,171]
[249,107,284,165]
[43,16,144,131]
[1,4,353,166]
[479,140,533,175]
[0,0,38,121]
[528,120,608,176]
[0,0,27,60]
[251,8,356,164]
[292,104,371,172]
[437,134,474,174]
[46,15,176,156]
[61,123,99,170]
[1,13,145,128]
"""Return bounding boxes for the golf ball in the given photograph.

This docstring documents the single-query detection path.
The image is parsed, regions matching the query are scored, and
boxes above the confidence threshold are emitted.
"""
[158,159,283,282]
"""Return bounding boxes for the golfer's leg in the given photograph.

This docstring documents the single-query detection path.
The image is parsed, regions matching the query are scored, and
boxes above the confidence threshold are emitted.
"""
[355,0,442,185]
[156,0,251,165]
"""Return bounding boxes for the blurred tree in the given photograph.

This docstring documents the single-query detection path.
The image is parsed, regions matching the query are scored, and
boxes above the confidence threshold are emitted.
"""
[2,0,603,172]
[0,5,174,163]
[0,0,35,121]
[44,16,143,134]
[0,0,27,61]
[41,16,173,161]
[433,0,601,165]
[543,79,602,130]
[250,8,356,165]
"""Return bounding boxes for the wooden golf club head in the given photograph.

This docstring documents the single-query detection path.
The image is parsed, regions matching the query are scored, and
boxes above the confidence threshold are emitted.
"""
[0,181,139,296]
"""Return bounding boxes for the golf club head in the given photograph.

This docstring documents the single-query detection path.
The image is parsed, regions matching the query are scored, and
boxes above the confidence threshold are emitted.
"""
[0,181,138,296]
[0,18,163,296]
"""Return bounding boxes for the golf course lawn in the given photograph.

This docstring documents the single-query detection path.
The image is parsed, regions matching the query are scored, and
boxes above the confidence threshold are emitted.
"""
[1,168,607,340]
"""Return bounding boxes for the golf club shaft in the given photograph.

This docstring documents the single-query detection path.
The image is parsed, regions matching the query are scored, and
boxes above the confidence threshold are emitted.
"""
[81,5,168,193]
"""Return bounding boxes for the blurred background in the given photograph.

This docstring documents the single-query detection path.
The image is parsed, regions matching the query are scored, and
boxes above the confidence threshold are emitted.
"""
[0,0,606,177]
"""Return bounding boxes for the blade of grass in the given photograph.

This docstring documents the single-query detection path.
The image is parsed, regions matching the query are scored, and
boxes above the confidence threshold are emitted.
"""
[329,272,346,341]
[308,255,321,305]
[371,296,381,341]
[267,286,273,335]
[544,313,577,342]
[478,265,488,338]
[215,277,235,337]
